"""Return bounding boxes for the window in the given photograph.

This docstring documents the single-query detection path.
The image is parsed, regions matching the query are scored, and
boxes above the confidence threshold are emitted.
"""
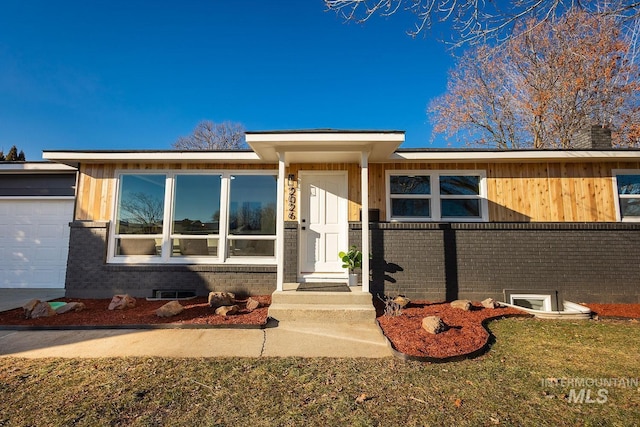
[510,294,552,311]
[111,171,277,263]
[171,174,221,257]
[228,175,277,257]
[114,174,166,256]
[387,171,487,221]
[614,171,640,221]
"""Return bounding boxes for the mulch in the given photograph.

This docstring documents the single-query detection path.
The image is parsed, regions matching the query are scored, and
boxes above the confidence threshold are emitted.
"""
[376,301,527,359]
[1,296,638,360]
[0,296,271,328]
[583,303,640,319]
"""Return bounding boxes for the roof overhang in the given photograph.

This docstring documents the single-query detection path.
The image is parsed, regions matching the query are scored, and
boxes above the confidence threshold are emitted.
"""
[246,130,405,163]
[42,150,264,167]
[391,149,640,163]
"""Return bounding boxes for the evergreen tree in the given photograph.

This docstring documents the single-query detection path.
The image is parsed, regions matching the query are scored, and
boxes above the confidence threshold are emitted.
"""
[0,151,4,161]
[17,150,25,161]
[5,145,18,161]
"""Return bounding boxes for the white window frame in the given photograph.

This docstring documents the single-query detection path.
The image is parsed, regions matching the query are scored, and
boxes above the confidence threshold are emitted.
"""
[108,170,278,265]
[385,170,488,222]
[612,169,640,222]
[510,294,552,311]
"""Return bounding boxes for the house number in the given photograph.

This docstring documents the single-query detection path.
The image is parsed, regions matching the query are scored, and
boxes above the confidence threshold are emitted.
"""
[288,187,296,220]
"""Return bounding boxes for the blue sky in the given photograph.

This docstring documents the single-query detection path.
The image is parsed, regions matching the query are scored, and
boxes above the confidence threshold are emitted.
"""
[0,1,455,160]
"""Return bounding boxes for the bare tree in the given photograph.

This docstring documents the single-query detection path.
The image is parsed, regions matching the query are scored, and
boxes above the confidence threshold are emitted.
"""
[173,120,247,150]
[428,9,640,148]
[325,0,640,45]
[120,192,164,233]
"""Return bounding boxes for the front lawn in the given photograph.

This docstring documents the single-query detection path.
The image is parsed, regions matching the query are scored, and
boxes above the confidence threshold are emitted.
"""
[1,318,638,426]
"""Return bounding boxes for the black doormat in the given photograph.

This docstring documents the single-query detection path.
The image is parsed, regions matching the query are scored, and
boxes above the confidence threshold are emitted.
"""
[297,282,351,292]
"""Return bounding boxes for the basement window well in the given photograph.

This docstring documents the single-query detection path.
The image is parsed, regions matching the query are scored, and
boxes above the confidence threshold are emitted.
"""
[510,294,552,311]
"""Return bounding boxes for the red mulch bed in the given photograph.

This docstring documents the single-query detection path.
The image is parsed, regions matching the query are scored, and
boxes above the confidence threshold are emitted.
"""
[0,296,271,327]
[583,303,640,319]
[2,296,638,361]
[376,301,640,360]
[376,301,526,360]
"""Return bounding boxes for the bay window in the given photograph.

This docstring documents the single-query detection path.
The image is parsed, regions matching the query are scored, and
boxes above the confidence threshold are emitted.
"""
[111,171,277,263]
[387,170,487,221]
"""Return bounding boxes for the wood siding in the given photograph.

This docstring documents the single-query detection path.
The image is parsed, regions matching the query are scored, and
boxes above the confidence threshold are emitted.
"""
[75,163,276,221]
[372,161,638,222]
[75,160,639,223]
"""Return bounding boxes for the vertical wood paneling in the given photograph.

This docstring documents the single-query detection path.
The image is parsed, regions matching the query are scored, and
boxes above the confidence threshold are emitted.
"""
[75,160,629,223]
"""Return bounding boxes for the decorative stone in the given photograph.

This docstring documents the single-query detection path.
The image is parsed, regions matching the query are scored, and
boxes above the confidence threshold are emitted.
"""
[208,292,236,308]
[155,301,184,317]
[393,295,411,308]
[481,298,499,309]
[55,302,86,314]
[215,305,239,316]
[108,294,137,310]
[22,299,41,319]
[422,316,448,334]
[245,297,260,312]
[30,302,57,319]
[450,299,472,311]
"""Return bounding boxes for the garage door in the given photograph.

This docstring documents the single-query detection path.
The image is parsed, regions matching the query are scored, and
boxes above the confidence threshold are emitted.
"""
[0,199,74,288]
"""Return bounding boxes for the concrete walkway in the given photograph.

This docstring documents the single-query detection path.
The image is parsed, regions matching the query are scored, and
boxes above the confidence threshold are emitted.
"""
[0,321,393,358]
[0,287,393,359]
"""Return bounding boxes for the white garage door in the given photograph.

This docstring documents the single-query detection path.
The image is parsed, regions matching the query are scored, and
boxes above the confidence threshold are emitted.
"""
[0,199,73,288]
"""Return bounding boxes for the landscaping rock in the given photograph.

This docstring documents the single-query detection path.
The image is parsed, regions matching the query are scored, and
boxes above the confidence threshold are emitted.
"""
[30,302,57,319]
[55,302,86,314]
[22,299,41,319]
[422,316,448,334]
[481,298,499,309]
[155,301,184,317]
[393,295,411,308]
[208,292,236,308]
[450,299,472,311]
[245,297,260,312]
[108,294,137,310]
[215,305,239,316]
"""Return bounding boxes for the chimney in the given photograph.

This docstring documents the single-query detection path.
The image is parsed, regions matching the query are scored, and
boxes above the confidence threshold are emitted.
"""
[574,125,612,149]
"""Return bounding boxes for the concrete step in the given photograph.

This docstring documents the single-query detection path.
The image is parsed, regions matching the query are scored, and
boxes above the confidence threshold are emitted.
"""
[271,290,373,306]
[267,303,377,323]
[268,288,377,323]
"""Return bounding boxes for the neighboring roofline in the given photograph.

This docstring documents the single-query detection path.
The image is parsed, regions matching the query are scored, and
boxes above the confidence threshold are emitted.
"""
[0,161,77,173]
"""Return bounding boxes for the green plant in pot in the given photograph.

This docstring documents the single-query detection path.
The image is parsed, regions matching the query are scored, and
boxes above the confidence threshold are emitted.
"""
[339,245,363,287]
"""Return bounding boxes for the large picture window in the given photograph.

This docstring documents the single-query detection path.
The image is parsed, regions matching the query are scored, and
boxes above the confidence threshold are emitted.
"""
[614,171,640,221]
[111,171,277,263]
[387,171,487,221]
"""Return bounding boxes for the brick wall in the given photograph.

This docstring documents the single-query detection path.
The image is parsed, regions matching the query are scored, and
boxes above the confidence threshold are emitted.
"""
[65,221,277,298]
[65,220,640,303]
[284,221,299,283]
[350,222,640,304]
[574,125,612,149]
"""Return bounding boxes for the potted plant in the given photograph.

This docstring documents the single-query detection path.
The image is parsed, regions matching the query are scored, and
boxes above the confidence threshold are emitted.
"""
[339,245,363,287]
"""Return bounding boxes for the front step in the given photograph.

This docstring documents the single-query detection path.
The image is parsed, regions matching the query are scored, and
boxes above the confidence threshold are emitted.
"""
[268,286,377,323]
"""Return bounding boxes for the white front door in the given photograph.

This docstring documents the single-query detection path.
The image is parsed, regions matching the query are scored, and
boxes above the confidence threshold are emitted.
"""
[299,171,348,279]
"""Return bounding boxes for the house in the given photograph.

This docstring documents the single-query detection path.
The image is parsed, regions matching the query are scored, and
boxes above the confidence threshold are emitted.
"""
[43,127,640,306]
[0,162,77,292]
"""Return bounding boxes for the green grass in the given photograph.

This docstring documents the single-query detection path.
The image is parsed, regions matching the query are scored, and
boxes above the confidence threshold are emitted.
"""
[1,318,639,426]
